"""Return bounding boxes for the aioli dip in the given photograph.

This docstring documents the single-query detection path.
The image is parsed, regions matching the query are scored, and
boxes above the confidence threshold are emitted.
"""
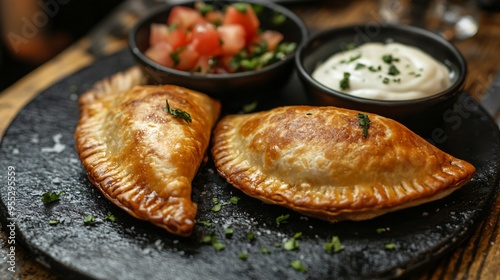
[311,43,451,100]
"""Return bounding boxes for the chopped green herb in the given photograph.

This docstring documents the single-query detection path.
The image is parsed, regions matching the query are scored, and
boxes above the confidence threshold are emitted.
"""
[165,99,191,123]
[272,12,286,25]
[41,191,65,204]
[198,220,213,227]
[260,247,271,254]
[324,236,344,253]
[247,232,256,241]
[276,214,290,226]
[167,24,178,32]
[339,72,350,90]
[283,232,302,251]
[388,65,400,76]
[211,204,223,212]
[393,78,401,83]
[232,3,247,13]
[224,227,234,236]
[357,113,371,138]
[196,3,214,16]
[376,228,387,234]
[83,214,96,225]
[170,52,180,66]
[212,197,218,204]
[104,212,116,222]
[251,4,264,15]
[349,53,362,62]
[385,243,397,250]
[230,196,240,205]
[49,219,59,225]
[242,101,258,113]
[306,112,313,116]
[355,63,366,70]
[290,260,307,272]
[239,252,248,260]
[201,231,225,251]
[383,77,390,84]
[368,65,381,72]
[274,243,282,248]
[382,54,399,64]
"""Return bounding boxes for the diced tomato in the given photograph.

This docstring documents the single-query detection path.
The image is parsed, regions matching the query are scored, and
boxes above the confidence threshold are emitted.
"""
[193,55,213,73]
[258,30,284,51]
[173,47,200,71]
[145,42,175,68]
[223,4,259,44]
[167,6,205,30]
[217,24,246,56]
[219,55,238,73]
[190,23,222,56]
[150,24,189,50]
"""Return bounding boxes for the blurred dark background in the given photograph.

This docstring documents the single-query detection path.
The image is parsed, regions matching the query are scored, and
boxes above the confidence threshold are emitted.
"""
[0,0,123,92]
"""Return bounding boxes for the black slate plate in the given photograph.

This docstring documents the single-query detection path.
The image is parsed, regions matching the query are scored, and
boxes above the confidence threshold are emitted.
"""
[1,50,499,280]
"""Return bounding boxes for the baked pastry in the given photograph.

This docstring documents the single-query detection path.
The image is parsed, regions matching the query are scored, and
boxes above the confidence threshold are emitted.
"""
[75,67,221,236]
[211,106,475,222]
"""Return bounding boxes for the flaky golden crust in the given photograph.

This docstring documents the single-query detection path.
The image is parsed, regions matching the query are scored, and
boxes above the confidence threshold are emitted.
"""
[75,67,221,236]
[211,106,475,222]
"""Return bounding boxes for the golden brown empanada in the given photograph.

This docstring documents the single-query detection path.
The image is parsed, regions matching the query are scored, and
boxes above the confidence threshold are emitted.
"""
[75,67,220,236]
[211,106,475,222]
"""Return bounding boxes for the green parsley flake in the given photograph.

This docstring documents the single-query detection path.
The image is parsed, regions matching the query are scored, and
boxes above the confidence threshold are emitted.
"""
[339,72,350,90]
[198,220,213,227]
[49,219,59,225]
[211,204,223,212]
[230,196,240,205]
[41,191,65,204]
[260,247,271,254]
[272,12,286,25]
[385,243,397,250]
[357,113,371,138]
[201,231,225,251]
[369,65,381,72]
[224,227,234,236]
[349,53,362,62]
[382,54,399,64]
[247,232,256,241]
[276,214,290,226]
[283,232,302,251]
[383,77,390,84]
[376,228,387,234]
[355,63,366,70]
[165,99,191,123]
[290,260,307,272]
[388,65,400,76]
[104,212,117,222]
[83,214,96,225]
[232,3,248,13]
[196,3,214,16]
[238,252,248,260]
[324,236,344,253]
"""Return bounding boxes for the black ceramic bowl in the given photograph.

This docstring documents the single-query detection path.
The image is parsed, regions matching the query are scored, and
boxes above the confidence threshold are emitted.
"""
[296,24,467,131]
[129,0,307,109]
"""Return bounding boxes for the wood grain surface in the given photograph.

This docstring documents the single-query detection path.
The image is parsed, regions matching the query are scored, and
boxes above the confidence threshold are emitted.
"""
[1,0,499,279]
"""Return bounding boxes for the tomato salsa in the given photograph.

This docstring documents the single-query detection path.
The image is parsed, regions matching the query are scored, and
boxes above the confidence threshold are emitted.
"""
[145,2,296,74]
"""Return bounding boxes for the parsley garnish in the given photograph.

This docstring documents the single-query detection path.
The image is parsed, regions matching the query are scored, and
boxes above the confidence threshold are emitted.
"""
[247,232,256,241]
[104,212,117,222]
[349,53,362,62]
[239,252,248,260]
[383,77,390,84]
[165,99,191,123]
[357,113,371,138]
[224,227,234,236]
[276,214,289,226]
[232,3,247,13]
[382,54,399,64]
[355,63,366,70]
[202,231,225,251]
[324,236,344,253]
[41,191,65,203]
[49,219,59,225]
[272,12,286,25]
[339,72,350,90]
[230,196,240,205]
[196,3,214,16]
[260,247,271,254]
[368,65,381,72]
[388,65,400,76]
[83,214,96,225]
[283,232,302,251]
[198,220,213,227]
[290,260,307,272]
[385,243,397,250]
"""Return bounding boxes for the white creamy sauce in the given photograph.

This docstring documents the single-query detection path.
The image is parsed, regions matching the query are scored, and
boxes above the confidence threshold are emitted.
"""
[311,42,451,100]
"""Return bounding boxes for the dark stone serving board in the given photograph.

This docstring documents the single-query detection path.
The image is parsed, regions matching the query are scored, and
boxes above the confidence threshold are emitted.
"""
[1,49,499,280]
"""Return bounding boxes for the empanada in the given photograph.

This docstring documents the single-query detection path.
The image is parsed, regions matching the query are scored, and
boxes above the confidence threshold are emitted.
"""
[211,106,475,222]
[75,67,221,236]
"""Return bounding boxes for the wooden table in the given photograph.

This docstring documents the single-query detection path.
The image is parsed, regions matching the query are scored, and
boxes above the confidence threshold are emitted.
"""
[1,1,499,279]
